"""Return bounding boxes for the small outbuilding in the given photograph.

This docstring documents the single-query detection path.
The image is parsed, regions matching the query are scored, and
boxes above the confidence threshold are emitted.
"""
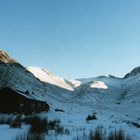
[0,87,49,114]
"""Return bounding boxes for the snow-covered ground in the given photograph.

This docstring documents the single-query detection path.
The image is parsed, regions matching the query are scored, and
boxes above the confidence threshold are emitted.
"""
[1,102,139,140]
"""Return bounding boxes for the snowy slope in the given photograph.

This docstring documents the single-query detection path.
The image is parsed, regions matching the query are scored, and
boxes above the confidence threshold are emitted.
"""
[27,67,75,91]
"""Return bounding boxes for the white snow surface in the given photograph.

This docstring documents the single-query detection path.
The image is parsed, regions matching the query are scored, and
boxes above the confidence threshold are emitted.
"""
[90,81,108,89]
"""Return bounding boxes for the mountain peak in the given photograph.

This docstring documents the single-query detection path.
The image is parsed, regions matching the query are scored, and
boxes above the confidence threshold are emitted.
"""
[0,50,15,63]
[124,66,140,78]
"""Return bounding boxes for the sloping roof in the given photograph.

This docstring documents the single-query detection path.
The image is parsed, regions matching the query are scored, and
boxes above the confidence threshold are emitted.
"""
[0,87,46,103]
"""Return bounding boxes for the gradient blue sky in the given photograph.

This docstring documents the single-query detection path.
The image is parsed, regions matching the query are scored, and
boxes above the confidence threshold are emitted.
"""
[1,0,140,78]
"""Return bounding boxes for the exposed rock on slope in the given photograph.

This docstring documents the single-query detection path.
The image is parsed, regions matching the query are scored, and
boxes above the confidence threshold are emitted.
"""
[0,50,15,63]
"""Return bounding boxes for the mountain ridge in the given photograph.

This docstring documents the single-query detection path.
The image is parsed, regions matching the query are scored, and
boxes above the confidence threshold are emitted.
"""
[1,50,140,108]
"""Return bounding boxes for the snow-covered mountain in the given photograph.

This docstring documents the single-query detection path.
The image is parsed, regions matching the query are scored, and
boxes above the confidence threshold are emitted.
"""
[1,49,140,108]
[26,53,140,123]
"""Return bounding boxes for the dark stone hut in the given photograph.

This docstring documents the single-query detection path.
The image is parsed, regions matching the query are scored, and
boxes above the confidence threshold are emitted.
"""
[0,87,49,114]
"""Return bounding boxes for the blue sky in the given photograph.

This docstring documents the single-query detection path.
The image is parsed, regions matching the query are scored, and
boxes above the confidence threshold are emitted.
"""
[1,0,140,78]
